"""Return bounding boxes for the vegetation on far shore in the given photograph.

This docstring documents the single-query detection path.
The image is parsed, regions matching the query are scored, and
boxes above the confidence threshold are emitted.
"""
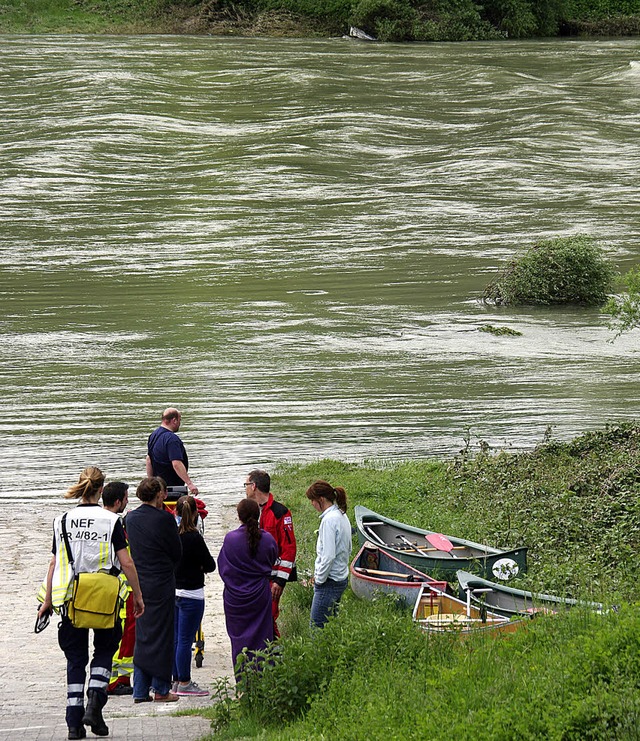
[3,0,640,40]
[195,423,640,739]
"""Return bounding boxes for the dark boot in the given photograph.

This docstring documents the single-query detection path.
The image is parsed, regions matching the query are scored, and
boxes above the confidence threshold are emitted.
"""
[68,728,87,740]
[82,689,109,737]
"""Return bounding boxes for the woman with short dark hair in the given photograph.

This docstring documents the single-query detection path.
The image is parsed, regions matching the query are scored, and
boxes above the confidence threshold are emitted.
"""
[125,476,182,703]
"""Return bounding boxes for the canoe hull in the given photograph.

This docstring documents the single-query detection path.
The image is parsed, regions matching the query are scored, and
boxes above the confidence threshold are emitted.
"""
[355,506,527,581]
[411,583,528,636]
[350,543,448,608]
[456,570,603,618]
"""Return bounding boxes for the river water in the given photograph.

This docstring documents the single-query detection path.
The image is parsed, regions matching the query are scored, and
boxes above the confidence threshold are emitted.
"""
[1,35,639,501]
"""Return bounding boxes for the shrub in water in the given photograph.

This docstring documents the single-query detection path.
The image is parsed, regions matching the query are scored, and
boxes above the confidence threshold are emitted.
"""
[478,324,522,336]
[483,235,615,306]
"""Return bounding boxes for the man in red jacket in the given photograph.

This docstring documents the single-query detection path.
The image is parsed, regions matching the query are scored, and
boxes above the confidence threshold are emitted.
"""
[244,469,297,637]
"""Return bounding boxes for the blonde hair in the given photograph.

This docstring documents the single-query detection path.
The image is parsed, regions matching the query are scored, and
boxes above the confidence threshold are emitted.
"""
[65,466,105,501]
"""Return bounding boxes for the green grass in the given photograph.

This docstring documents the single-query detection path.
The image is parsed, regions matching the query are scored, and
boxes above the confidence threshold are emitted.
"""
[198,423,640,739]
[208,600,640,740]
[0,0,90,33]
[0,0,180,33]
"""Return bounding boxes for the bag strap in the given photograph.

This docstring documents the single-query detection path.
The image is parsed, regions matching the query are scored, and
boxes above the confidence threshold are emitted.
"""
[60,512,74,567]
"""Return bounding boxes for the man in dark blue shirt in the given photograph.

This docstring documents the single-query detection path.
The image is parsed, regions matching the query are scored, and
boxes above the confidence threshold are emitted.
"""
[146,408,199,495]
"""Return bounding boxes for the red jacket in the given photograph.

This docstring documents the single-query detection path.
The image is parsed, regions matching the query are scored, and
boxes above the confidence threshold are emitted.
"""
[260,493,297,588]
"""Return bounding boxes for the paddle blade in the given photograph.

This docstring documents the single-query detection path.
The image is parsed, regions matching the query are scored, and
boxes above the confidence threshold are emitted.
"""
[425,532,454,552]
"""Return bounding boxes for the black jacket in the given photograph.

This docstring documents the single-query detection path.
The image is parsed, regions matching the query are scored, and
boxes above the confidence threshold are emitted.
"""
[175,530,216,591]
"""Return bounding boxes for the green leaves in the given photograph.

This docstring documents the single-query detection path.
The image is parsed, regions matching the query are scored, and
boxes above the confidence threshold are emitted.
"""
[483,235,615,307]
[604,265,640,338]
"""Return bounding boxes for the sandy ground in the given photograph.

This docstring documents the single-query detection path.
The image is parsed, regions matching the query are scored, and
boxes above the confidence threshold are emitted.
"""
[2,500,237,730]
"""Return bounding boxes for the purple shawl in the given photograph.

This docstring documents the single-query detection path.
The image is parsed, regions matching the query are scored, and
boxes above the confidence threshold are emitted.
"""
[218,525,278,673]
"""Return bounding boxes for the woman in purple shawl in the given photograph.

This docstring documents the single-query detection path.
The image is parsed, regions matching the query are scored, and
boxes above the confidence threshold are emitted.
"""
[218,498,278,675]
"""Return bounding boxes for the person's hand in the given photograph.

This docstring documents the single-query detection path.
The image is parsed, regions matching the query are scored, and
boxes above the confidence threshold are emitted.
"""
[35,604,52,633]
[271,582,283,601]
[37,602,52,619]
[187,482,199,496]
[132,595,145,618]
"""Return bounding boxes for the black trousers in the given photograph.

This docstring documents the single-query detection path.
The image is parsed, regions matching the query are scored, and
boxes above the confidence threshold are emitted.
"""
[57,616,122,728]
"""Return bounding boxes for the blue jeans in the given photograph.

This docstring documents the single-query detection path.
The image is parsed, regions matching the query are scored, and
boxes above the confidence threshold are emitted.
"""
[132,665,170,699]
[310,577,348,629]
[173,596,205,682]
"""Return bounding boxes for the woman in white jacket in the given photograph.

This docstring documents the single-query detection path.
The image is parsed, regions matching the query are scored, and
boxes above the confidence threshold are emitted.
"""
[306,480,352,628]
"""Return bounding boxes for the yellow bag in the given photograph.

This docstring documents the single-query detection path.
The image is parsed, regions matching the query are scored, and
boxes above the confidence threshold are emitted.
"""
[67,572,120,630]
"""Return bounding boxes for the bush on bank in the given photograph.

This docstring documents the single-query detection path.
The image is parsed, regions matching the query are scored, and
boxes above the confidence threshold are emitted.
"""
[203,423,640,739]
[3,0,640,39]
[605,265,640,338]
[482,235,615,307]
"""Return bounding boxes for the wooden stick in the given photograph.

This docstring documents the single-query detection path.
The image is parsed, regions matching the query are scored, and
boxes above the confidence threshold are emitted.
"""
[398,544,467,552]
[354,567,417,579]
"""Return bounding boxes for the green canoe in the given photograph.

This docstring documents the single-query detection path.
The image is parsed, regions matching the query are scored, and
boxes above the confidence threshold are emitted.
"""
[354,505,527,581]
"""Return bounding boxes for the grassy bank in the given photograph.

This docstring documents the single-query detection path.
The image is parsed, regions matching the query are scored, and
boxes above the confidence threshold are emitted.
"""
[201,423,640,739]
[3,0,640,39]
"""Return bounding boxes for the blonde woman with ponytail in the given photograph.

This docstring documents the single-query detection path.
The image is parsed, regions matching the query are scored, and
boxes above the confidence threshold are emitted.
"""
[37,467,144,740]
[306,480,352,628]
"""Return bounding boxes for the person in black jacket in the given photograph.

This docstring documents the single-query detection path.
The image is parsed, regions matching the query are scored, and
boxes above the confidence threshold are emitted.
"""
[172,495,216,696]
[126,477,182,703]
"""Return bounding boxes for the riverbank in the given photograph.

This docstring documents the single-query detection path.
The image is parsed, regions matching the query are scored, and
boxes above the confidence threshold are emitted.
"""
[205,423,640,738]
[4,500,235,739]
[3,0,640,40]
[7,424,640,738]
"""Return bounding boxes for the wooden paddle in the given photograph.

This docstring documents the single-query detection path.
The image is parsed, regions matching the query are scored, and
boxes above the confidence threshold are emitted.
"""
[354,567,418,580]
[425,532,458,558]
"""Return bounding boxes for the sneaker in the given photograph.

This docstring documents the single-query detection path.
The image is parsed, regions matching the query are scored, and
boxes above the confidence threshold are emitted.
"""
[171,681,179,693]
[154,691,179,703]
[176,681,209,697]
